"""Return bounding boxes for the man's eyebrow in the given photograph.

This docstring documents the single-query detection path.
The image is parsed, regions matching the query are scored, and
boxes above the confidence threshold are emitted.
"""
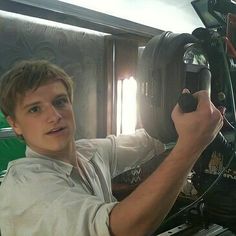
[23,93,69,109]
[23,101,41,110]
[54,93,68,99]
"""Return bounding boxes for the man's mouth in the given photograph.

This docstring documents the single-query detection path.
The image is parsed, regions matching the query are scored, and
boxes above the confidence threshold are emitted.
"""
[46,127,66,135]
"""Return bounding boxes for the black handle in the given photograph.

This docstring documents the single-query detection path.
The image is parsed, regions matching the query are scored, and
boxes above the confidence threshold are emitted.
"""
[178,92,233,155]
[178,93,198,113]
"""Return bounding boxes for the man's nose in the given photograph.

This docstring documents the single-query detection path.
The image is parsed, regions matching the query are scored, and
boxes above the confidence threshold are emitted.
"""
[46,105,62,123]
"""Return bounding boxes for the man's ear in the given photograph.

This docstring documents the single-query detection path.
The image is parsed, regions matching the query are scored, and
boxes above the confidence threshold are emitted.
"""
[6,116,22,136]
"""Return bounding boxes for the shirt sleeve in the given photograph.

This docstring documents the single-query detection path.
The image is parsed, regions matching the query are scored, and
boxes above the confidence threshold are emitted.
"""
[107,128,165,177]
[0,165,118,236]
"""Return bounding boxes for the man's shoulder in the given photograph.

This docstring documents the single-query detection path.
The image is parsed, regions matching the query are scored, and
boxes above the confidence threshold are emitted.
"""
[75,138,112,150]
[7,157,33,171]
[7,156,51,169]
[0,158,32,190]
[3,157,69,181]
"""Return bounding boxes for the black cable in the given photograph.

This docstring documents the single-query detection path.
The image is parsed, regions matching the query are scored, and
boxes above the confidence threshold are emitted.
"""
[162,36,236,227]
[219,37,236,151]
[223,114,236,130]
[162,150,235,225]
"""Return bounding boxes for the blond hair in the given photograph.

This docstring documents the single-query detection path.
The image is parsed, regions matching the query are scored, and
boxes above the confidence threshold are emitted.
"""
[0,60,73,118]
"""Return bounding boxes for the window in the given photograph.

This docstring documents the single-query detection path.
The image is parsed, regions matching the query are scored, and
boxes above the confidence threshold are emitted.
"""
[116,77,137,135]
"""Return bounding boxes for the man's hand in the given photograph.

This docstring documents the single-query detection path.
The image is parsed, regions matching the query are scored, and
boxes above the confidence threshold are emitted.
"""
[110,90,223,236]
[171,90,223,154]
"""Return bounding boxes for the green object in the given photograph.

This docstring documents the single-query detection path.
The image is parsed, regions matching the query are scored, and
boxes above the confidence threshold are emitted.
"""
[0,111,26,172]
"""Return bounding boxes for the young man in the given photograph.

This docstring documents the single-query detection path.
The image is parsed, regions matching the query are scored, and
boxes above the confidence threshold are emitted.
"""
[0,60,222,236]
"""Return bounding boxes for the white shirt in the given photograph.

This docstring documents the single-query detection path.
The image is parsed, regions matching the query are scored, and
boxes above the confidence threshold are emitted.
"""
[0,129,164,236]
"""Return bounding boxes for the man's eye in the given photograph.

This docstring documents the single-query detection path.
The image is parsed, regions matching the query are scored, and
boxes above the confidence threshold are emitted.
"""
[28,106,40,113]
[53,97,69,108]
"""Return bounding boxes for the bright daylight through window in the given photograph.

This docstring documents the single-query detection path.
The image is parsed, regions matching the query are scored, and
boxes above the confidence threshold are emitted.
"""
[116,77,137,135]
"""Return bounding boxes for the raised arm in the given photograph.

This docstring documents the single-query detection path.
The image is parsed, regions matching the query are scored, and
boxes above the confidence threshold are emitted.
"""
[109,90,223,236]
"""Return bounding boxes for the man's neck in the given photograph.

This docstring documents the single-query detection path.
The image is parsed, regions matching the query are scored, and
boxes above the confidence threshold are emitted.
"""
[29,141,77,166]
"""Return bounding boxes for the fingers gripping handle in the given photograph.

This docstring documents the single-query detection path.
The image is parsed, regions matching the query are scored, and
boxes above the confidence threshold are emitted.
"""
[178,93,198,113]
[178,93,233,156]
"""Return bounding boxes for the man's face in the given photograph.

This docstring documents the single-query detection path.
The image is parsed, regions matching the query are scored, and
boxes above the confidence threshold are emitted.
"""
[8,81,76,155]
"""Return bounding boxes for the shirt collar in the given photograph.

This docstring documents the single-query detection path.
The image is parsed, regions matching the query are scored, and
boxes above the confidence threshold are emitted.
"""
[25,146,73,176]
[25,140,97,173]
[75,139,97,161]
